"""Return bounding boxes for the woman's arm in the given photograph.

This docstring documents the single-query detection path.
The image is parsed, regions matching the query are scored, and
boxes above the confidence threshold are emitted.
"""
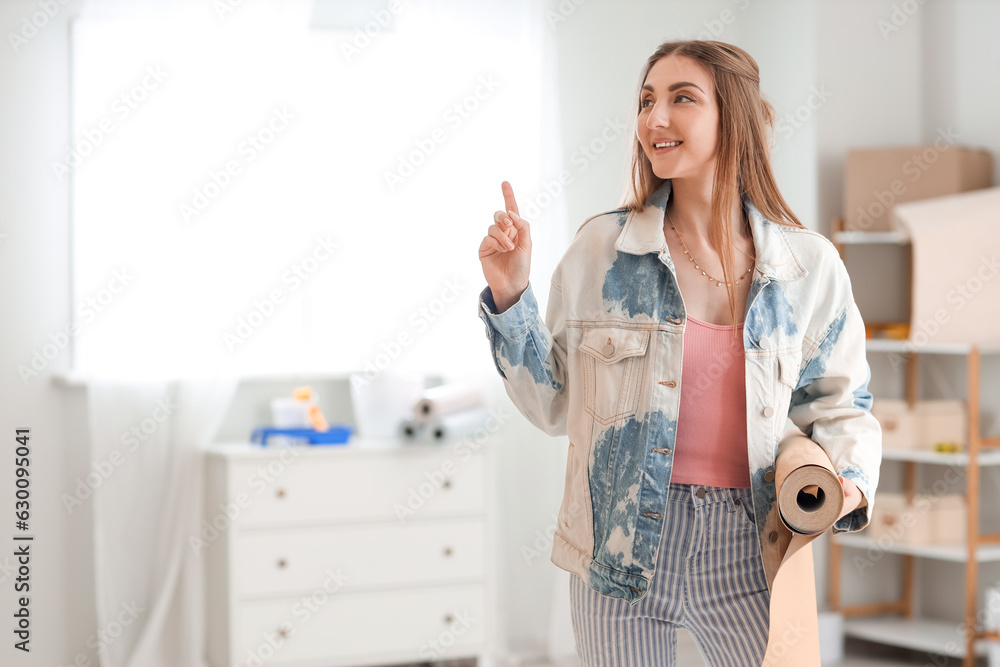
[478,275,570,437]
[786,295,882,534]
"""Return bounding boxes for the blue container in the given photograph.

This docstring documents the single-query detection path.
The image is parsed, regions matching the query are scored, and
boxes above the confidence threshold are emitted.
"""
[251,425,353,446]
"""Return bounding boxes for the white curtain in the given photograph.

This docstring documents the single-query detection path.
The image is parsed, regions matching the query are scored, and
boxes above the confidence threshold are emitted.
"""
[87,371,239,667]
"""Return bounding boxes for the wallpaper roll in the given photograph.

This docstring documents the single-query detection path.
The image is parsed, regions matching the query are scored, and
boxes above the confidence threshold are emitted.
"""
[399,415,429,442]
[412,382,485,424]
[427,406,492,442]
[762,431,846,666]
[775,445,845,536]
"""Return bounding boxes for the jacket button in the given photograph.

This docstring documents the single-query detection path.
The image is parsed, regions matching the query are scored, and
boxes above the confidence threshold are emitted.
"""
[666,380,676,388]
[696,487,707,498]
[759,338,770,349]
[762,406,774,418]
[768,531,779,543]
[603,343,615,356]
[764,470,775,482]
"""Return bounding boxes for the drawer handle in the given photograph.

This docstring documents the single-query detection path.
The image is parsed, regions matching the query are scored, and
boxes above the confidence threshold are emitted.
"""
[443,613,454,624]
[442,479,451,489]
[443,546,453,557]
[276,488,287,499]
[277,558,287,569]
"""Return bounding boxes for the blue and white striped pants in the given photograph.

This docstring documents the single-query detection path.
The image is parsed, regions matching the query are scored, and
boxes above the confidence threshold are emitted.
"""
[569,482,771,666]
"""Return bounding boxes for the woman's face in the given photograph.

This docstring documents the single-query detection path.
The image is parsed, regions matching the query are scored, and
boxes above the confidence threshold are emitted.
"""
[637,54,718,182]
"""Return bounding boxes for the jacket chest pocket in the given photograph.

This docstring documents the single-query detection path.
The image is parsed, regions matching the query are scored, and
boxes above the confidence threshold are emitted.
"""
[580,327,651,427]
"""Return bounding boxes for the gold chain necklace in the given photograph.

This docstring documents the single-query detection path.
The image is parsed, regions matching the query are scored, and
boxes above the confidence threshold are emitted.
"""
[666,207,755,287]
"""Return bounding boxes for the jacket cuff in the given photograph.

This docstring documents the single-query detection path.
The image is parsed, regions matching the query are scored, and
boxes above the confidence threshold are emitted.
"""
[832,464,874,534]
[478,283,537,341]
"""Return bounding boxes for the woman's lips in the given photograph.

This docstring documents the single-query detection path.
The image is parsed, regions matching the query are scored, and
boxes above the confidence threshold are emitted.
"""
[653,142,682,154]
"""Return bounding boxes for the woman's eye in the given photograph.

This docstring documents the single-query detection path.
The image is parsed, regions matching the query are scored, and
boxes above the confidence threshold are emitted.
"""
[641,94,694,108]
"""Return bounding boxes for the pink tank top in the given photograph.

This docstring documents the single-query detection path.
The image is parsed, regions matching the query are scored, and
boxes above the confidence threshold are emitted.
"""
[669,314,751,488]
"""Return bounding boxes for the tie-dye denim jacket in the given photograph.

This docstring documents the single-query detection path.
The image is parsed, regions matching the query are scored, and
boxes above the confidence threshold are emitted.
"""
[477,178,882,604]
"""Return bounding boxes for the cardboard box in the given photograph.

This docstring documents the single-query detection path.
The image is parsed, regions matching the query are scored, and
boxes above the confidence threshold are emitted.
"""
[843,144,993,231]
[870,399,966,451]
[872,399,917,450]
[865,492,966,546]
[866,493,930,544]
[931,495,966,544]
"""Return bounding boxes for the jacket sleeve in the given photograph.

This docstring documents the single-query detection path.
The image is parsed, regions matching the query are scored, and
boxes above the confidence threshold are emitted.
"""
[786,295,882,535]
[477,278,569,437]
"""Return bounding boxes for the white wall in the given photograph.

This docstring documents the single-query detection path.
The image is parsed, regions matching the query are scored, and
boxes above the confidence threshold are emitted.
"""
[0,1,96,665]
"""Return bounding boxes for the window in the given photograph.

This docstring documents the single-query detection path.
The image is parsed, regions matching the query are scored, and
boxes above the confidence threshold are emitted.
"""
[70,0,564,380]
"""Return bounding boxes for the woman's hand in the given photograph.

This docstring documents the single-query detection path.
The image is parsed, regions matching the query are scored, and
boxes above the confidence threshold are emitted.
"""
[835,475,865,523]
[479,181,531,313]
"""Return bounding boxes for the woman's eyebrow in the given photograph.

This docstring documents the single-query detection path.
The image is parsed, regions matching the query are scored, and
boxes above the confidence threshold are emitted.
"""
[642,81,706,94]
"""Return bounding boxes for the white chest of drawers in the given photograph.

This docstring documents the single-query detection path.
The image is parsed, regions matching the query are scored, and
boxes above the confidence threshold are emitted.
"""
[203,437,498,667]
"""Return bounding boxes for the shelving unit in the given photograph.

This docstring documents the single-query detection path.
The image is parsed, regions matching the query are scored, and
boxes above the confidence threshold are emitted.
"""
[828,217,1000,666]
[833,229,910,245]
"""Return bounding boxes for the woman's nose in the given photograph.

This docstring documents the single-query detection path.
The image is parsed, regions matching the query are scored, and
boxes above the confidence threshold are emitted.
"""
[646,101,669,128]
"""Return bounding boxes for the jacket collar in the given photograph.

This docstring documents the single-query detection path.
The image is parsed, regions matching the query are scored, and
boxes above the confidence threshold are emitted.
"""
[614,178,808,281]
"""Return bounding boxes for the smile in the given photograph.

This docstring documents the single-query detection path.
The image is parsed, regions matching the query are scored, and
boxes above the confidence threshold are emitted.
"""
[653,141,682,153]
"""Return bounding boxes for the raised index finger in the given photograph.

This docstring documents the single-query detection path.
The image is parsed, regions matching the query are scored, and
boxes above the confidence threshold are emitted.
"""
[501,180,519,218]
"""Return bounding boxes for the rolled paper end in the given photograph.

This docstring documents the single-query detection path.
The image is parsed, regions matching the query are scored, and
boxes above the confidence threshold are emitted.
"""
[400,419,424,440]
[775,435,845,535]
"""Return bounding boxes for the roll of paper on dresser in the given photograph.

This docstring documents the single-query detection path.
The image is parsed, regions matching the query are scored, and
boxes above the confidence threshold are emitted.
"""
[412,382,485,424]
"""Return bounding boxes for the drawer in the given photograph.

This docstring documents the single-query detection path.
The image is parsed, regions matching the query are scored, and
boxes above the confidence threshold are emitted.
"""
[228,451,484,526]
[235,583,485,663]
[234,519,485,597]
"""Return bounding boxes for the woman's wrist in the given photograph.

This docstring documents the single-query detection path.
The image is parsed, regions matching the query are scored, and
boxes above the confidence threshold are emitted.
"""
[493,284,528,313]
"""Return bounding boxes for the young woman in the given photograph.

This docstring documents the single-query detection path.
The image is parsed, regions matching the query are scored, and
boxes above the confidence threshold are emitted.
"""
[477,39,878,666]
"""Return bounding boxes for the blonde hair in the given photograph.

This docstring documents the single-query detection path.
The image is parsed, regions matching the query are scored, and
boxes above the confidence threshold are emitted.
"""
[619,39,805,342]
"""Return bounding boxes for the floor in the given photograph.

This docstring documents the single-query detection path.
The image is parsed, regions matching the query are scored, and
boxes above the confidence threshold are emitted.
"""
[519,633,990,666]
[399,633,993,666]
